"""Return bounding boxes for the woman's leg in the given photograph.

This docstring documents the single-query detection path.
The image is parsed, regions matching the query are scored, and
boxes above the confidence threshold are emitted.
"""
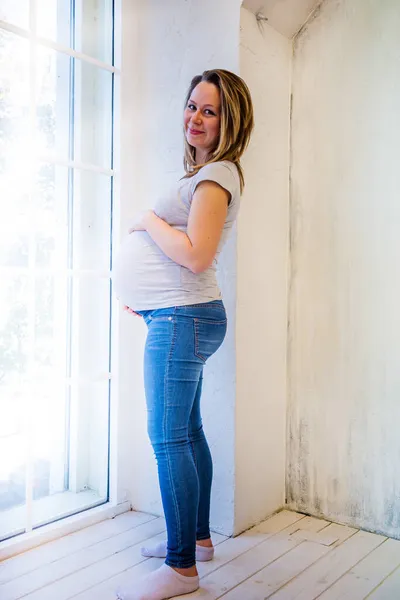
[188,372,213,544]
[116,303,227,599]
[144,314,202,570]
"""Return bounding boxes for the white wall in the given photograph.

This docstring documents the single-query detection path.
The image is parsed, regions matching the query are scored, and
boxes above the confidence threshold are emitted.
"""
[242,0,322,39]
[288,0,400,537]
[117,0,242,536]
[235,8,291,533]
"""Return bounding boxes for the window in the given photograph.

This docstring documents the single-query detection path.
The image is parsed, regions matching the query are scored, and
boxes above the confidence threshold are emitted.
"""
[0,0,117,541]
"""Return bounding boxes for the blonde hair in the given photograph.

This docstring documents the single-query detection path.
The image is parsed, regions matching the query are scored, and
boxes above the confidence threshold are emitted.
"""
[183,69,254,193]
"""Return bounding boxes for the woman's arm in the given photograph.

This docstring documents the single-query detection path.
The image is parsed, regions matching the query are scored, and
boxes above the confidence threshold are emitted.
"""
[136,180,229,274]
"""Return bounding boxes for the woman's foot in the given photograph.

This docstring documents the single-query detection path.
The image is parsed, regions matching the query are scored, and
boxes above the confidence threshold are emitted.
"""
[141,539,214,562]
[196,538,213,548]
[172,565,198,577]
[115,563,199,599]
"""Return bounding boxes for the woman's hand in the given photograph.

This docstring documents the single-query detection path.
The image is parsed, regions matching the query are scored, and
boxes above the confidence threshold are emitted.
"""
[123,305,142,318]
[128,210,155,233]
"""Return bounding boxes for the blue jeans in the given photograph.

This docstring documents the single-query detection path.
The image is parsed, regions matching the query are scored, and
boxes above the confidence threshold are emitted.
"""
[137,300,227,569]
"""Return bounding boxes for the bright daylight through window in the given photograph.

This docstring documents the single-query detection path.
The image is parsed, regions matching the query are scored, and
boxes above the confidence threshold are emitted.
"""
[0,0,116,541]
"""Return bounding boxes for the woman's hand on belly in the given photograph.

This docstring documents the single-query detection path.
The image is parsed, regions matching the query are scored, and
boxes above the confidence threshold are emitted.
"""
[123,305,142,318]
[128,210,155,233]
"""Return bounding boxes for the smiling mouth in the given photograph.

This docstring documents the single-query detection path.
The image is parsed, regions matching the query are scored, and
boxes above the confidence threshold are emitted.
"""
[188,128,204,134]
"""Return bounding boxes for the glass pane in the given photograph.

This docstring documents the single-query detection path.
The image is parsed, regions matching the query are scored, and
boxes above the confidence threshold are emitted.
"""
[70,277,111,379]
[0,383,67,538]
[0,274,29,540]
[75,0,114,64]
[0,379,68,536]
[86,381,109,502]
[36,0,71,47]
[68,381,109,502]
[0,275,29,388]
[36,0,114,64]
[0,0,29,30]
[74,59,112,168]
[0,30,30,268]
[73,171,112,271]
[0,421,26,539]
[0,232,29,269]
[36,47,70,159]
[0,163,69,269]
[34,274,69,372]
[31,379,68,528]
[28,379,110,530]
[33,163,69,268]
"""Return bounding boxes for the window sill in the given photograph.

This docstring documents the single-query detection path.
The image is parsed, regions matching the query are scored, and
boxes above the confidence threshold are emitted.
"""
[0,497,131,561]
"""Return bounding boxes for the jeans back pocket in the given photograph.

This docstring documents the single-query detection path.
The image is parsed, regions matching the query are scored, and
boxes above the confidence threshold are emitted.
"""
[194,318,227,363]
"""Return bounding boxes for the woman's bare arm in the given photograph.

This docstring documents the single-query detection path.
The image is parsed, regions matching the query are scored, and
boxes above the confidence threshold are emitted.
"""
[141,180,229,274]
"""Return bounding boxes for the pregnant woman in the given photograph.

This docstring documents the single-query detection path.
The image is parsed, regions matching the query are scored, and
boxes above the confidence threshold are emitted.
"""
[112,68,254,600]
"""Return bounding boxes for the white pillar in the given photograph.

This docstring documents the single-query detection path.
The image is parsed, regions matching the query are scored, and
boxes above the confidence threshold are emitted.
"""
[235,7,291,534]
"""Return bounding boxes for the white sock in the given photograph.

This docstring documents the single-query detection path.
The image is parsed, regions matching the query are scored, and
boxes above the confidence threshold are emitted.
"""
[116,563,199,600]
[140,540,214,562]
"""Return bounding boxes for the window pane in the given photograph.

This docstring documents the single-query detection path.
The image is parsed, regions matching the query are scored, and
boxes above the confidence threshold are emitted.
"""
[75,0,114,64]
[0,163,69,269]
[0,31,30,268]
[73,170,112,271]
[0,232,29,268]
[74,59,112,168]
[36,0,71,47]
[0,380,68,536]
[36,47,70,159]
[0,420,26,539]
[30,381,110,530]
[0,275,29,387]
[0,275,29,539]
[34,274,69,373]
[36,0,114,65]
[65,381,109,511]
[0,381,67,538]
[86,381,110,502]
[70,277,111,379]
[33,163,69,268]
[31,378,69,528]
[0,1,29,30]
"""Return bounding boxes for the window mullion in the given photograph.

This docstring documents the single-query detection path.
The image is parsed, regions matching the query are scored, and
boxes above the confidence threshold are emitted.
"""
[0,20,119,74]
[24,0,38,535]
[36,156,115,176]
[64,0,76,498]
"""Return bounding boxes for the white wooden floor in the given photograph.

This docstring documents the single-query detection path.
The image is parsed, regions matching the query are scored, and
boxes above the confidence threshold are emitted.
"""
[1,509,400,600]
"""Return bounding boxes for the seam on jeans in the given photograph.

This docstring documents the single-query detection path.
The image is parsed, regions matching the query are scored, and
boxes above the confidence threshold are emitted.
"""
[189,371,203,541]
[189,438,198,473]
[182,303,223,309]
[188,371,201,471]
[193,320,206,363]
[163,316,182,556]
[188,432,199,549]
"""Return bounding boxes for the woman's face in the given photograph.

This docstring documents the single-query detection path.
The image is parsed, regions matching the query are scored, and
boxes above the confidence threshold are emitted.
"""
[184,82,221,161]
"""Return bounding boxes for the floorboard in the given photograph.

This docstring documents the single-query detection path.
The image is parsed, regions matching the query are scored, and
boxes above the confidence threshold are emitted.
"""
[1,509,400,600]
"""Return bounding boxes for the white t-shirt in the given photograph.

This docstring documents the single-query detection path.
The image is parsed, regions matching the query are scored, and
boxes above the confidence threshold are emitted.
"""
[112,160,241,311]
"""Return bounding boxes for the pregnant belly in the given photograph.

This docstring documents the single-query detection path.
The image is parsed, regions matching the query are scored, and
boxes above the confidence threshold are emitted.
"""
[112,232,180,308]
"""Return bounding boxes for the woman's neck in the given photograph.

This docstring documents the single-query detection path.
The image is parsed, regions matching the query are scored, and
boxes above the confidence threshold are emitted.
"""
[195,149,208,165]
